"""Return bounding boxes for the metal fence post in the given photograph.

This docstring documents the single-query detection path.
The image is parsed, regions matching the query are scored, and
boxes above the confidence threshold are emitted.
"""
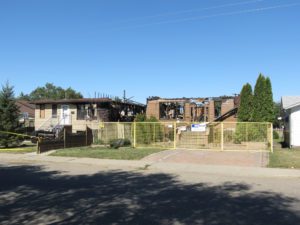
[246,123,248,150]
[221,122,224,151]
[86,125,88,146]
[270,123,273,153]
[37,137,41,154]
[153,123,156,142]
[174,122,177,149]
[133,122,136,148]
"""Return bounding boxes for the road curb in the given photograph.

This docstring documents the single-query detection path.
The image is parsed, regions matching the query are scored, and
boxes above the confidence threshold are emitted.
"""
[1,153,300,178]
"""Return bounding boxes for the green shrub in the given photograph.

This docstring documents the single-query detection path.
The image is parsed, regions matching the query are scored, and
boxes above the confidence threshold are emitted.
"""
[248,125,267,142]
[234,123,268,143]
[109,138,131,149]
[224,130,234,142]
[134,115,164,145]
[273,130,279,139]
[123,138,131,146]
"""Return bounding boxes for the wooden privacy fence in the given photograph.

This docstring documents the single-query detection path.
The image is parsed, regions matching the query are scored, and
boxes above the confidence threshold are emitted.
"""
[37,127,93,154]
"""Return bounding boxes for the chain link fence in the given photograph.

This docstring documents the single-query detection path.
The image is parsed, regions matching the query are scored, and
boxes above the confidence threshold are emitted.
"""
[92,122,273,151]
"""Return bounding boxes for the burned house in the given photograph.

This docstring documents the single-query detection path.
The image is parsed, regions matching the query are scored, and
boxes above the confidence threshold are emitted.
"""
[146,96,239,123]
[32,98,145,134]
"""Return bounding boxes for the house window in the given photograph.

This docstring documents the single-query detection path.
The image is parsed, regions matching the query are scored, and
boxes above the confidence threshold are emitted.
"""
[77,104,86,120]
[77,104,96,120]
[52,104,57,118]
[87,105,95,119]
[40,104,45,118]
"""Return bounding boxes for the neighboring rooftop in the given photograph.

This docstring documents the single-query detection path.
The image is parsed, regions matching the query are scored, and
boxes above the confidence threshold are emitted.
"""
[16,100,35,118]
[281,96,300,109]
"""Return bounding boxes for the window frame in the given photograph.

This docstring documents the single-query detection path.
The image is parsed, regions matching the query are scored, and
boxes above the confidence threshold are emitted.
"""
[52,104,58,118]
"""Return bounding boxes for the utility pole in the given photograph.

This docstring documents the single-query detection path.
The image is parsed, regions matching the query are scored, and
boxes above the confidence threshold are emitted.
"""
[123,90,126,103]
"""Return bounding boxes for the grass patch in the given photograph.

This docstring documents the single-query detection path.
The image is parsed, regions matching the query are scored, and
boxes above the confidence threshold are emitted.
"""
[269,148,300,169]
[50,147,166,160]
[0,145,36,154]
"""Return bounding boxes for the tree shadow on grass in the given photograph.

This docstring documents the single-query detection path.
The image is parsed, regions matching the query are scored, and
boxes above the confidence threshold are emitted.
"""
[0,165,299,225]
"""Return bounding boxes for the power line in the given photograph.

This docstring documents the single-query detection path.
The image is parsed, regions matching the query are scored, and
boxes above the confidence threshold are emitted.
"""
[112,2,300,30]
[152,2,300,25]
[116,0,265,24]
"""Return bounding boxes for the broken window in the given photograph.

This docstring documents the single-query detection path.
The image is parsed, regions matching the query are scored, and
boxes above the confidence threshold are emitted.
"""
[214,101,222,118]
[159,102,184,120]
[87,105,95,119]
[77,104,86,120]
[77,104,96,120]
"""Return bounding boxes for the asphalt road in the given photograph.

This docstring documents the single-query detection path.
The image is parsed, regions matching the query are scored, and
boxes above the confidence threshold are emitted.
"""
[0,154,300,225]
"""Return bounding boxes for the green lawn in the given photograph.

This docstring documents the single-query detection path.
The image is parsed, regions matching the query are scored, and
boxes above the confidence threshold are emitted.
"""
[269,148,300,169]
[50,147,166,160]
[0,146,36,154]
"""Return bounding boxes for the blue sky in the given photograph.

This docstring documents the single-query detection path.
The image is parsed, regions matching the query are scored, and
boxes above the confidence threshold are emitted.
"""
[0,0,299,103]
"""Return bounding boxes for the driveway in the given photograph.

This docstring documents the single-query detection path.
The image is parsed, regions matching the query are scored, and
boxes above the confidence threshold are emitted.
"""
[142,149,269,167]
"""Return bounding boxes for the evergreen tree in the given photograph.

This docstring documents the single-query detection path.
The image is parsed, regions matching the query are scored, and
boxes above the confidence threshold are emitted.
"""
[265,77,275,123]
[0,82,21,147]
[252,74,274,122]
[252,74,266,122]
[237,83,253,122]
[17,92,31,101]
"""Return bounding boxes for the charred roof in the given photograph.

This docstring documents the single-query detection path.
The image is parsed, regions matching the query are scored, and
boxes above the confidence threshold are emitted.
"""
[31,98,145,107]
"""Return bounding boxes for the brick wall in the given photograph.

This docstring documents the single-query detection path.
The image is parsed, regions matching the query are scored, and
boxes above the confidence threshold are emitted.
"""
[184,103,191,122]
[221,99,237,122]
[146,100,160,119]
[208,101,215,122]
[146,98,237,123]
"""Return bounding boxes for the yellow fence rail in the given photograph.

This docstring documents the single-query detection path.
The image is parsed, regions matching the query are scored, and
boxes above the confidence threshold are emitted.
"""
[92,122,273,152]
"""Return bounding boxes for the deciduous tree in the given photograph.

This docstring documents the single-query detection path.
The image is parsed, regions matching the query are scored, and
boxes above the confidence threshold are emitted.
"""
[27,83,83,100]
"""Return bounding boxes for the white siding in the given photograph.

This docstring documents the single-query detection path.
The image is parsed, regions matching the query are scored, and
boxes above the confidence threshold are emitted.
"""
[291,105,300,146]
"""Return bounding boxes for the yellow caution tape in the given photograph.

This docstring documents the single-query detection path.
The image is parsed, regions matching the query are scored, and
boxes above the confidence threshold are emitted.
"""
[0,130,35,139]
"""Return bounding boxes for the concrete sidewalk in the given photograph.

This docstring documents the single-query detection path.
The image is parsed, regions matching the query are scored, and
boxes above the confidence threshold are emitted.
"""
[0,153,299,179]
[141,149,269,167]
